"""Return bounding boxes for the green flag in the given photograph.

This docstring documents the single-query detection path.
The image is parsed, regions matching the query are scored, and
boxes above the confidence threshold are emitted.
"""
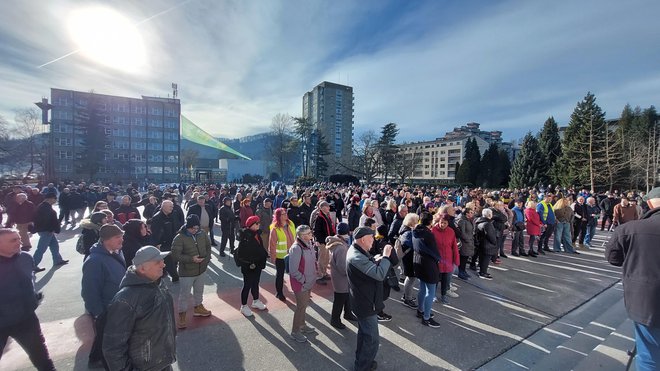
[181,115,251,160]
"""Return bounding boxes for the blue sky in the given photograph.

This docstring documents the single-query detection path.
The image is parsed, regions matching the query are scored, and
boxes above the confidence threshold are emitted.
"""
[0,0,659,142]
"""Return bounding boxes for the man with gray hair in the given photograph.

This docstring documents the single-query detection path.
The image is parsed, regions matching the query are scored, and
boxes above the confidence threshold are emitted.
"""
[103,246,176,371]
[606,187,660,370]
[150,200,183,282]
[8,193,35,251]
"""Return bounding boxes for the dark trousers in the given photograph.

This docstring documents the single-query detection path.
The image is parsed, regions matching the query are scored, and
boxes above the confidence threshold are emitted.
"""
[58,208,70,223]
[241,268,262,305]
[275,258,285,297]
[355,315,379,371]
[439,272,451,296]
[209,224,216,245]
[512,230,524,254]
[528,235,538,253]
[0,312,55,371]
[331,292,351,323]
[497,231,505,256]
[160,244,179,280]
[89,312,108,368]
[573,220,587,244]
[220,227,235,252]
[601,214,613,230]
[539,224,555,250]
[479,253,492,275]
[458,255,469,272]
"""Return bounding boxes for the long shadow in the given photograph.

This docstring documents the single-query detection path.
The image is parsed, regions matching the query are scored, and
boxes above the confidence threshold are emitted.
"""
[175,314,245,371]
[72,314,95,371]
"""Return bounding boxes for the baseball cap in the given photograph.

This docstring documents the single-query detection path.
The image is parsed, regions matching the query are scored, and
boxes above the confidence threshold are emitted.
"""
[133,246,170,266]
[643,187,660,202]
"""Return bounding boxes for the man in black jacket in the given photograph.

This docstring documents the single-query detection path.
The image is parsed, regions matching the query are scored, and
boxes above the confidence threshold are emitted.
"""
[347,227,392,371]
[599,192,616,231]
[150,200,182,281]
[605,187,660,370]
[387,205,408,244]
[187,195,215,245]
[103,246,176,371]
[33,193,68,272]
[218,197,235,256]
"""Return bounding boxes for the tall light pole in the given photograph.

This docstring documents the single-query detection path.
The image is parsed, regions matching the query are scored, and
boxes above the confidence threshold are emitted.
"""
[35,98,53,181]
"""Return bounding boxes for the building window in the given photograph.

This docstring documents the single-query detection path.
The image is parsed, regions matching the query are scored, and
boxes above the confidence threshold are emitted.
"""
[58,150,73,159]
[149,119,162,127]
[148,166,163,174]
[150,107,162,115]
[164,131,178,140]
[164,143,177,151]
[132,141,146,150]
[131,117,145,126]
[164,119,178,129]
[57,138,72,146]
[164,108,177,117]
[133,166,146,174]
[131,129,146,138]
[147,130,163,139]
[148,142,163,150]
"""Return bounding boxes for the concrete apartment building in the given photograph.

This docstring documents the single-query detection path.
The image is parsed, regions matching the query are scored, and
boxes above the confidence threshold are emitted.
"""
[302,81,354,175]
[49,88,180,183]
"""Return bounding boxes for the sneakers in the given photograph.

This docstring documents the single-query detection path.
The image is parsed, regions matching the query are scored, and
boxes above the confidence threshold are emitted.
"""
[440,295,450,304]
[479,272,493,280]
[422,317,441,328]
[300,325,316,334]
[520,251,528,257]
[416,311,434,319]
[468,264,477,271]
[177,312,187,329]
[251,299,267,311]
[34,267,46,273]
[450,283,457,292]
[330,320,347,330]
[193,304,212,317]
[447,291,459,298]
[377,311,392,322]
[276,294,287,302]
[240,305,254,317]
[290,332,308,343]
[402,298,418,309]
[457,271,470,280]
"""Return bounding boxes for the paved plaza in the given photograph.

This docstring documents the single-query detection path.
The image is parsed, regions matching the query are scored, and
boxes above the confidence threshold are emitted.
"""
[1,224,627,371]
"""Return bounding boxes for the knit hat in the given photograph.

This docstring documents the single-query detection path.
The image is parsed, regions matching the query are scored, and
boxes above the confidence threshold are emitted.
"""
[185,214,200,229]
[337,222,349,236]
[353,226,375,240]
[90,211,107,225]
[133,245,169,266]
[99,224,124,240]
[245,215,260,227]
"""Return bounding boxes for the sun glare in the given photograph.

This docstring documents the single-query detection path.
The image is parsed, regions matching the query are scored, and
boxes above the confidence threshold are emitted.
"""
[67,6,147,73]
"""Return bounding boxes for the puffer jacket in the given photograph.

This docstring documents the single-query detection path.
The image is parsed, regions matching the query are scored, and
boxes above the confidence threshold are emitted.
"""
[455,213,476,257]
[475,217,498,255]
[327,235,350,293]
[412,224,441,284]
[398,225,415,277]
[103,267,176,371]
[81,242,127,318]
[171,229,211,277]
[235,228,268,272]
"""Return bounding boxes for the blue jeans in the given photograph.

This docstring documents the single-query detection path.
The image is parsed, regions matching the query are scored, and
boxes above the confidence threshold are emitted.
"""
[417,280,437,320]
[553,222,575,252]
[634,322,660,371]
[33,232,63,267]
[584,223,597,245]
[355,314,379,371]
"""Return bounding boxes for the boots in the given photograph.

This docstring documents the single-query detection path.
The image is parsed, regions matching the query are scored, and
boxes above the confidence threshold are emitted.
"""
[193,304,212,317]
[177,312,187,329]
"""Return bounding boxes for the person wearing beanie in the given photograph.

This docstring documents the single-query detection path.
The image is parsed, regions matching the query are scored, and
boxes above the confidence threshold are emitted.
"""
[81,223,126,368]
[235,215,269,317]
[80,211,108,258]
[171,214,212,329]
[327,222,355,329]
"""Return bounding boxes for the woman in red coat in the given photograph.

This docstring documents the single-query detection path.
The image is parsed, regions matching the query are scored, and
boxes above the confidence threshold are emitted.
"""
[431,213,459,304]
[524,201,542,257]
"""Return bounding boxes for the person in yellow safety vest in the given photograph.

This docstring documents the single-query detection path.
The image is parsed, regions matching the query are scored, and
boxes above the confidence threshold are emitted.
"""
[536,193,556,254]
[269,207,296,301]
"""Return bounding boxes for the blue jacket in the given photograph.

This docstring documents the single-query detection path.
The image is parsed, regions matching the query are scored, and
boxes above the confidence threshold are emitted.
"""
[536,201,556,225]
[512,206,525,223]
[0,252,39,328]
[81,242,126,318]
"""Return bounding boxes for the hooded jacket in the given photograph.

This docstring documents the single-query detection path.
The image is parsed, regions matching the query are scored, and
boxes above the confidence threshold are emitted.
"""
[171,228,211,277]
[122,220,148,267]
[80,218,102,256]
[327,235,350,293]
[103,267,176,371]
[455,213,476,257]
[412,224,441,283]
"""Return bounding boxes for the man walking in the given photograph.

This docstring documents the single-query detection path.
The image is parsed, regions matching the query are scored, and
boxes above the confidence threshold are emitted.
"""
[103,246,177,371]
[606,187,660,370]
[32,193,68,272]
[347,226,393,371]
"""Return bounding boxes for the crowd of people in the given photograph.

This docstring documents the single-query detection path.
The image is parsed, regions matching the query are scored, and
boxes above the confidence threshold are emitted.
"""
[0,179,654,370]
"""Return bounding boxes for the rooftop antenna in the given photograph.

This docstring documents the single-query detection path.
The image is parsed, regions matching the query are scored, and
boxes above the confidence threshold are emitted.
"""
[172,83,178,99]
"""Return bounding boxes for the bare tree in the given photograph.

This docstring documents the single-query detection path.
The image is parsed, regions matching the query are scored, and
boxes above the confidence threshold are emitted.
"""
[337,130,380,183]
[267,113,296,180]
[13,108,47,180]
[394,149,422,184]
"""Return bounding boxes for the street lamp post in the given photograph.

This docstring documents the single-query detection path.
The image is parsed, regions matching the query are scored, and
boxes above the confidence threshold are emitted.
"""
[35,98,53,181]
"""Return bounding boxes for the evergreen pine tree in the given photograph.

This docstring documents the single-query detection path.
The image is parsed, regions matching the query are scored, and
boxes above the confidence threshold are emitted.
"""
[456,138,481,185]
[538,117,561,185]
[314,134,331,179]
[509,132,544,189]
[497,149,512,187]
[378,123,399,182]
[478,144,501,187]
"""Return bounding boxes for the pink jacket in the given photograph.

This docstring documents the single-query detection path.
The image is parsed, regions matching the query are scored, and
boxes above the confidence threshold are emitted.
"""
[431,225,459,273]
[525,207,542,236]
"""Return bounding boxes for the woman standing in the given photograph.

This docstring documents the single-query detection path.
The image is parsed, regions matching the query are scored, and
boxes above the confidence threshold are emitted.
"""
[455,207,476,280]
[553,197,579,254]
[81,211,107,259]
[399,213,419,309]
[288,225,318,343]
[524,201,541,257]
[431,213,459,304]
[327,222,352,329]
[121,219,149,267]
[412,212,442,328]
[235,216,268,317]
[474,209,498,280]
[269,208,296,301]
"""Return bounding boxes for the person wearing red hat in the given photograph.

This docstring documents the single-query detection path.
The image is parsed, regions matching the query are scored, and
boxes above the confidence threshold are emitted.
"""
[235,215,268,317]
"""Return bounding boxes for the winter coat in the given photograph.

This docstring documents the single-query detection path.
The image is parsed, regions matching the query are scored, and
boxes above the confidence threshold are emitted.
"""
[239,205,254,228]
[218,204,234,231]
[80,219,102,256]
[346,242,391,318]
[525,207,542,236]
[475,217,498,255]
[554,206,574,224]
[347,203,361,231]
[599,197,616,215]
[122,220,148,267]
[255,205,273,234]
[327,235,350,293]
[399,226,415,277]
[313,211,335,245]
[103,267,176,371]
[149,210,182,250]
[605,207,660,327]
[455,213,476,257]
[387,212,405,244]
[171,229,212,277]
[431,224,459,273]
[33,201,60,233]
[10,201,35,224]
[412,224,441,284]
[187,204,215,229]
[113,205,141,225]
[81,242,127,318]
[235,228,268,273]
[0,252,39,328]
[288,238,317,292]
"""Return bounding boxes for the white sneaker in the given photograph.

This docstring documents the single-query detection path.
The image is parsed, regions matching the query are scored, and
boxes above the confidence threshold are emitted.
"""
[251,299,267,311]
[447,291,459,298]
[450,284,457,292]
[240,305,254,317]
